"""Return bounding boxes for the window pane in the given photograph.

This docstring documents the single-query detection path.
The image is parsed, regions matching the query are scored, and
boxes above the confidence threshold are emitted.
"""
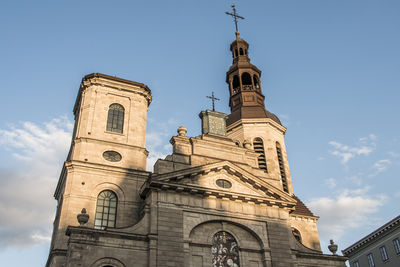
[94,190,118,229]
[106,104,125,133]
[394,238,400,254]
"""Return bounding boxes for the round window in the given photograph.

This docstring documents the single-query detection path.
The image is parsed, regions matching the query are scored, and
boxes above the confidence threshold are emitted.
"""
[216,179,232,189]
[103,151,122,162]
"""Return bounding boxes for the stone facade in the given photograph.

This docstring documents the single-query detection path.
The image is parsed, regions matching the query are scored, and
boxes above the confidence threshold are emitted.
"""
[343,215,400,267]
[46,32,347,267]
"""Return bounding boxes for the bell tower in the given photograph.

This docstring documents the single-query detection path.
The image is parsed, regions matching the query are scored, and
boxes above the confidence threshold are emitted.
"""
[225,6,293,195]
[47,73,152,267]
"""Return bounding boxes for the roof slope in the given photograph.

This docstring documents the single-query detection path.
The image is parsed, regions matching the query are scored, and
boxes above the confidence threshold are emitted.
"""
[291,195,316,217]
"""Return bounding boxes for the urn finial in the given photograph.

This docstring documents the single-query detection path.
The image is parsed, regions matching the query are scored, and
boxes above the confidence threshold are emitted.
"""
[77,208,89,226]
[243,140,252,149]
[328,239,338,255]
[177,126,187,137]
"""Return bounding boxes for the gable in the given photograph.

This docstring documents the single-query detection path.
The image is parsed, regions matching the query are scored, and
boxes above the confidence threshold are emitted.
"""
[140,161,296,209]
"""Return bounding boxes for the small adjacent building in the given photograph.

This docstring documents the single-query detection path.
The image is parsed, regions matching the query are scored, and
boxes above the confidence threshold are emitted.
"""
[342,215,400,267]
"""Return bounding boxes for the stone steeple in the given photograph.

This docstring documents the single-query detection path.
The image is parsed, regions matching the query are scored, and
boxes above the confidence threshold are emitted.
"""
[225,32,281,126]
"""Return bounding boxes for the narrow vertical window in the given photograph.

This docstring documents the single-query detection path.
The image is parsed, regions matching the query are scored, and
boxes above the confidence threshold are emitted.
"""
[106,103,124,133]
[232,75,240,94]
[353,261,360,267]
[211,231,240,267]
[394,238,400,254]
[379,246,389,261]
[94,190,117,230]
[367,253,375,267]
[253,75,260,89]
[253,138,268,172]
[276,142,288,193]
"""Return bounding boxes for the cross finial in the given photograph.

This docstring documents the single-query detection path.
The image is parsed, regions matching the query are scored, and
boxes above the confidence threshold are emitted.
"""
[225,4,245,35]
[206,91,220,111]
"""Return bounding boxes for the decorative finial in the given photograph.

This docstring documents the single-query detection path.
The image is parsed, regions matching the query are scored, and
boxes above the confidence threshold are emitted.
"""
[177,126,187,137]
[225,4,245,37]
[77,208,89,226]
[206,91,220,111]
[328,239,338,255]
[243,140,252,149]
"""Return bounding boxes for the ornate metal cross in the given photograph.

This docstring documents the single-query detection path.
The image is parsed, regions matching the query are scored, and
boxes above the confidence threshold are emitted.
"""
[206,91,220,111]
[225,4,245,33]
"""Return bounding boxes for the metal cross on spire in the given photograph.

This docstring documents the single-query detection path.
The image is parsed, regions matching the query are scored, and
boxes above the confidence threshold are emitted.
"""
[206,91,220,111]
[225,4,245,33]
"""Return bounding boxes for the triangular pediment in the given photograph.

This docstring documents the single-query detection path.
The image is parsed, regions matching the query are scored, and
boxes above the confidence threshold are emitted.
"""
[141,161,296,208]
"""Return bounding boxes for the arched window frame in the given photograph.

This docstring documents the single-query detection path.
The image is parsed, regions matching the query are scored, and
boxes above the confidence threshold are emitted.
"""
[253,137,268,172]
[276,142,289,193]
[292,228,302,243]
[241,72,252,91]
[106,103,125,134]
[239,47,244,55]
[232,75,240,94]
[94,190,118,230]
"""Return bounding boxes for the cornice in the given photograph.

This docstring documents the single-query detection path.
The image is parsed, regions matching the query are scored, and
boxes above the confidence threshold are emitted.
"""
[140,161,296,206]
[66,226,148,242]
[290,213,319,222]
[141,180,295,210]
[64,160,151,177]
[73,137,149,155]
[74,73,152,114]
[226,118,287,134]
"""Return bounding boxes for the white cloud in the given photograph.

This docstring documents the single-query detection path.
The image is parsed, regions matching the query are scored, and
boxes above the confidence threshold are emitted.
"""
[0,117,73,248]
[369,159,391,177]
[325,178,336,189]
[328,135,375,164]
[307,187,386,243]
[347,175,363,186]
[388,151,399,158]
[145,120,178,172]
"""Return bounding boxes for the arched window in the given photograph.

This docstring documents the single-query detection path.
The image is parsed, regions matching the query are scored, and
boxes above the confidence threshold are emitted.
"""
[94,190,117,229]
[253,138,268,172]
[253,75,260,89]
[276,142,288,193]
[292,228,302,243]
[239,48,244,55]
[106,104,124,133]
[232,75,240,93]
[241,72,252,87]
[211,231,240,266]
[235,49,239,57]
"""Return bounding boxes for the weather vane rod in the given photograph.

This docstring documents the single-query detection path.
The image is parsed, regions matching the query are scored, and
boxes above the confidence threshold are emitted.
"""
[206,91,220,112]
[225,4,245,33]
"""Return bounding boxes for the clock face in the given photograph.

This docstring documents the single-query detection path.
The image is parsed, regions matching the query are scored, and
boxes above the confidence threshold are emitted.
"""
[102,151,122,162]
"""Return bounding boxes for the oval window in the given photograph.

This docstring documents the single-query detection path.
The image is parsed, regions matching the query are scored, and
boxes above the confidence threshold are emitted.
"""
[103,151,122,162]
[216,179,232,189]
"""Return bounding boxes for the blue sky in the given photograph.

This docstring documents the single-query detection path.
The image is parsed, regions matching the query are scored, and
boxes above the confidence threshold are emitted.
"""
[0,0,399,265]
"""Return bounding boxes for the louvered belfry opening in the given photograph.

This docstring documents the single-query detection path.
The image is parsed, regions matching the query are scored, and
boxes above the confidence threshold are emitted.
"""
[276,143,288,193]
[253,138,268,172]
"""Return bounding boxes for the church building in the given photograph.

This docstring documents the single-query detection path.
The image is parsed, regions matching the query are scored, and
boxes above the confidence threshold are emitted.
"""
[46,7,347,267]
